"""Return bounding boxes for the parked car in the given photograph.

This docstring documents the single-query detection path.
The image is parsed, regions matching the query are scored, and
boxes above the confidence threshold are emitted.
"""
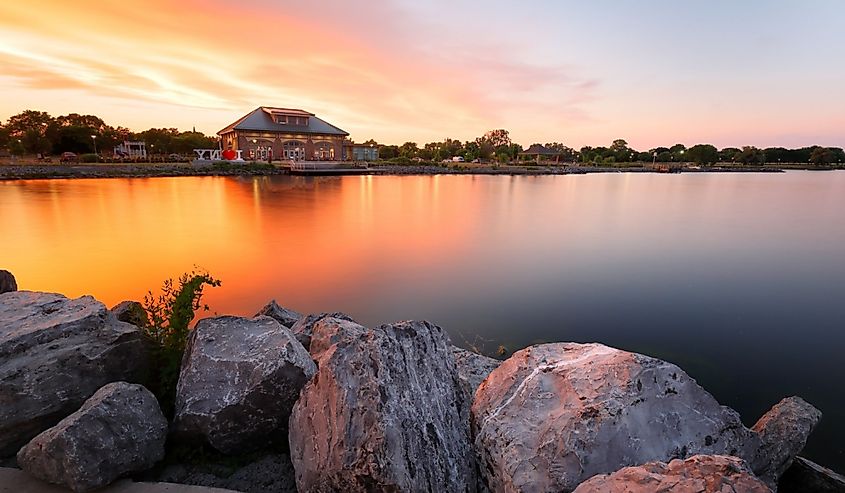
[60,152,78,163]
[452,156,465,162]
[168,153,182,162]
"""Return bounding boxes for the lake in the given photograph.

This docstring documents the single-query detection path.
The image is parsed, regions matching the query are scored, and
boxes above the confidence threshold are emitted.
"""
[2,171,844,470]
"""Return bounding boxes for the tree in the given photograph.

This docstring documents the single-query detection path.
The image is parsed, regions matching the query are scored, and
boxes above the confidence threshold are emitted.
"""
[736,146,765,165]
[483,129,511,148]
[545,142,578,161]
[5,110,54,154]
[398,142,419,159]
[719,147,741,163]
[379,145,399,159]
[686,144,719,165]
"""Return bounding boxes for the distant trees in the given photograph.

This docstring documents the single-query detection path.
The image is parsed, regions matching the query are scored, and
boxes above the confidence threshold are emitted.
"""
[686,144,719,165]
[0,110,217,156]
[736,146,766,165]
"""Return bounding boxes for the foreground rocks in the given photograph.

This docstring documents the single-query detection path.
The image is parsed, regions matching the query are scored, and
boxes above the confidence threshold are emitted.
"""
[0,291,150,457]
[111,300,150,328]
[288,311,356,350]
[289,319,476,492]
[451,346,501,396]
[573,455,771,493]
[779,456,845,492]
[471,342,820,492]
[0,270,16,294]
[752,396,823,486]
[17,382,167,492]
[254,300,301,329]
[173,315,317,454]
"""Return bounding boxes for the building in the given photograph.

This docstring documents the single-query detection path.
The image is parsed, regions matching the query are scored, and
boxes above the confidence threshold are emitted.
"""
[344,141,379,161]
[218,107,349,161]
[113,141,147,159]
[519,144,561,163]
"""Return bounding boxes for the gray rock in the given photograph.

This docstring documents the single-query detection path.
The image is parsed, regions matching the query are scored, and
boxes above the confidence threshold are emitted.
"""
[111,300,150,328]
[752,396,822,486]
[0,291,150,457]
[306,316,369,359]
[289,320,476,493]
[451,346,501,396]
[573,455,772,493]
[0,270,16,294]
[173,315,317,454]
[254,300,301,329]
[471,342,810,492]
[779,456,845,493]
[17,382,167,492]
[156,454,297,493]
[288,311,355,350]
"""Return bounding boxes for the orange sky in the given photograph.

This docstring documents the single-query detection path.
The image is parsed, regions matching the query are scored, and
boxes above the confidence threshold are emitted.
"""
[0,0,843,148]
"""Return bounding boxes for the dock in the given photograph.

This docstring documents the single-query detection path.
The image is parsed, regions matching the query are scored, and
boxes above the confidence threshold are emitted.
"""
[280,161,384,176]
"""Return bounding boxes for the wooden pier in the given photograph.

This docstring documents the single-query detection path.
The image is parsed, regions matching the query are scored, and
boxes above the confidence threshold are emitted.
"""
[280,161,383,176]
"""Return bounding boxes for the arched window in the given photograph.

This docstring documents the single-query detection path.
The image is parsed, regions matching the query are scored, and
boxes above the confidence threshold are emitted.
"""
[314,142,335,160]
[283,140,305,160]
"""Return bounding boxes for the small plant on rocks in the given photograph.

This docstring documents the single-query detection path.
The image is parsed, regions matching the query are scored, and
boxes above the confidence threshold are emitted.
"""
[143,269,221,417]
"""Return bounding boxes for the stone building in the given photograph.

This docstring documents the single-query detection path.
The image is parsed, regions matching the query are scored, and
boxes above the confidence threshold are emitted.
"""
[218,107,349,161]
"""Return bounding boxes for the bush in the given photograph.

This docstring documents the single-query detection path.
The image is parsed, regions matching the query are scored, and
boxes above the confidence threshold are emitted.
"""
[79,153,99,163]
[143,269,221,416]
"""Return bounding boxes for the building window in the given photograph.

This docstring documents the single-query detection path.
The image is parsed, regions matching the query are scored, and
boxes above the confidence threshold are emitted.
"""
[314,142,334,160]
[283,140,305,160]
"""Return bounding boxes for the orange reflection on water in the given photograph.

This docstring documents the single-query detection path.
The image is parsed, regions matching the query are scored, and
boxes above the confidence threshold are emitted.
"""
[0,175,484,317]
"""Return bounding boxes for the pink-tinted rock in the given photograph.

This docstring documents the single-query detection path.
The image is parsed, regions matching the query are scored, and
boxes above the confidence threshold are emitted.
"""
[472,342,809,492]
[752,396,822,486]
[289,320,476,492]
[573,455,771,493]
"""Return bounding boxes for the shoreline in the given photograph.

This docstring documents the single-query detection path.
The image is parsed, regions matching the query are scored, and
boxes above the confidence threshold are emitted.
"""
[1,162,839,182]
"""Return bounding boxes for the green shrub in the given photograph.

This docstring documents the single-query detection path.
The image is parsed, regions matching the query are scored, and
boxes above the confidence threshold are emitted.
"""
[143,269,221,416]
[79,153,99,163]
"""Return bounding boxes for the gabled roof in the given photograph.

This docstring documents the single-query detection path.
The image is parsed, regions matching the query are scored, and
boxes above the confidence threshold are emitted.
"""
[520,144,560,156]
[218,107,349,136]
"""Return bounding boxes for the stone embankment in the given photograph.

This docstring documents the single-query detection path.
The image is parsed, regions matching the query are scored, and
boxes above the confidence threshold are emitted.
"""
[0,271,840,492]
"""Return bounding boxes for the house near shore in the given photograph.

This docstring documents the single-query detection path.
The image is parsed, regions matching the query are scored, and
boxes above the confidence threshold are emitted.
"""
[218,107,352,161]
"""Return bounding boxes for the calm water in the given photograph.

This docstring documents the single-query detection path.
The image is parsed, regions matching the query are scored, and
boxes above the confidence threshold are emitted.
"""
[2,172,844,469]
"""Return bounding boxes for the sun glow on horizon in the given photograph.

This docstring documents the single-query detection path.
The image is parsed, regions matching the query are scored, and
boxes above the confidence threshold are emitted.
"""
[0,0,843,148]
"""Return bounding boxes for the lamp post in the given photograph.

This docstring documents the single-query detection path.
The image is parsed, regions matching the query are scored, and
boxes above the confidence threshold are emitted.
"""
[91,135,98,162]
[149,144,154,163]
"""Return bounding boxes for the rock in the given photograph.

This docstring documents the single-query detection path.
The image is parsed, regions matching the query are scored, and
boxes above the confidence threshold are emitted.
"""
[0,291,150,457]
[779,456,845,493]
[173,315,317,454]
[17,382,167,492]
[451,346,501,396]
[0,270,16,294]
[306,316,369,359]
[472,342,790,492]
[289,320,476,492]
[288,311,355,350]
[752,396,822,486]
[254,300,301,329]
[573,455,772,493]
[111,300,150,328]
[156,453,297,493]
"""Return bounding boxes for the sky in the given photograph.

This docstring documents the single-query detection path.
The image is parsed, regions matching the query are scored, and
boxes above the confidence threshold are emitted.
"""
[0,0,843,149]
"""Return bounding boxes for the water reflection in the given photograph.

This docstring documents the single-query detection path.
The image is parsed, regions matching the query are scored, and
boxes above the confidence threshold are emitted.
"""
[1,172,844,469]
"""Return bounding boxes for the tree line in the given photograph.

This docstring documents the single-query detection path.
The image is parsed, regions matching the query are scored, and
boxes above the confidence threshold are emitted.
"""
[382,135,844,166]
[0,110,217,156]
[2,109,842,165]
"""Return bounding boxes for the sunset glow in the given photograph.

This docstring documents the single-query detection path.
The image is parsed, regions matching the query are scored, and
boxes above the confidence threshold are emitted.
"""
[1,0,843,148]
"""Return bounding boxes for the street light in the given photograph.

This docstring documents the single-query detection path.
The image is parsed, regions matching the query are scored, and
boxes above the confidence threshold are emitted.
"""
[91,135,98,161]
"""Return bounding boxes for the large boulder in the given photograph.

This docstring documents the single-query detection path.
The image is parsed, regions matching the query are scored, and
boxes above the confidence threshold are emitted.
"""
[17,382,167,492]
[0,270,16,294]
[573,455,771,493]
[779,456,845,493]
[451,346,501,396]
[471,343,819,492]
[254,300,301,329]
[173,315,317,454]
[110,300,150,328]
[289,311,356,350]
[0,291,150,457]
[751,396,822,486]
[289,320,476,492]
